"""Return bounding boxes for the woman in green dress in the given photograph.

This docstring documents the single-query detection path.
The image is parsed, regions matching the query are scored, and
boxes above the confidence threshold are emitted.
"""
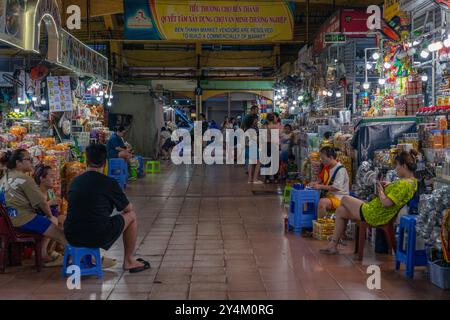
[320,150,419,255]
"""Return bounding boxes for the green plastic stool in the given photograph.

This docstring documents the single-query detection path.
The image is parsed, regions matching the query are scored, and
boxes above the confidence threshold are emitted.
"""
[283,186,292,203]
[146,161,161,173]
[129,166,138,181]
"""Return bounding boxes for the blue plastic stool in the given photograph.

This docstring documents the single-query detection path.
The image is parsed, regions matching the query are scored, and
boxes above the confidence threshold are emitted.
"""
[395,215,427,279]
[61,245,103,279]
[135,155,144,178]
[107,158,127,189]
[288,189,319,233]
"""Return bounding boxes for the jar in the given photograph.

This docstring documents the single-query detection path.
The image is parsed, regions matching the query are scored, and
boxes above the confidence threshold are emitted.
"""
[445,130,450,148]
[437,116,448,130]
[431,130,444,149]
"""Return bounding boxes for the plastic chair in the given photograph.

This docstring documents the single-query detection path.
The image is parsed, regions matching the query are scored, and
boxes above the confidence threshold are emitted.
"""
[107,158,127,189]
[395,215,427,278]
[354,216,397,260]
[146,161,161,174]
[0,205,43,273]
[61,245,103,279]
[288,189,319,233]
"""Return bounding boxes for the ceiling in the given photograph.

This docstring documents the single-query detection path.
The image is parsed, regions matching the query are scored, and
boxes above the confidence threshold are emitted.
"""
[59,0,382,82]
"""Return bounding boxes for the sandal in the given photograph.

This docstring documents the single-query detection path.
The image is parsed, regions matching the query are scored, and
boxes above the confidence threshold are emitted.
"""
[127,259,151,274]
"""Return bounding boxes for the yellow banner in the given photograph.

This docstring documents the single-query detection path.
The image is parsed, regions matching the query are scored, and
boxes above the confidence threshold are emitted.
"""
[125,0,295,41]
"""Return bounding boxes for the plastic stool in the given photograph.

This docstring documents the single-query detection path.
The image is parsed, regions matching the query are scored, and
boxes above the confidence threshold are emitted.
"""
[354,218,397,260]
[61,245,103,279]
[283,186,292,203]
[395,215,427,278]
[108,158,127,189]
[146,161,161,173]
[288,189,319,233]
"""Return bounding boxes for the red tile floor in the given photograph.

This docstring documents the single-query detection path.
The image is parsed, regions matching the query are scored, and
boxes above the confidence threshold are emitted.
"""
[0,163,449,300]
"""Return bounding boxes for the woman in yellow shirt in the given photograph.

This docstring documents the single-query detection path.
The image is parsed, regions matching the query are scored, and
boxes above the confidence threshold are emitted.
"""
[320,150,418,255]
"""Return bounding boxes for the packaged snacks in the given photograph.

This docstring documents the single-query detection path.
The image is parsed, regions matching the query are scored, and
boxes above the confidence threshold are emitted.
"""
[38,137,56,148]
[9,126,27,139]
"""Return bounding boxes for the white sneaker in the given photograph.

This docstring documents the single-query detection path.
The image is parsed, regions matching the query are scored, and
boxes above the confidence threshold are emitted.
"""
[252,180,264,185]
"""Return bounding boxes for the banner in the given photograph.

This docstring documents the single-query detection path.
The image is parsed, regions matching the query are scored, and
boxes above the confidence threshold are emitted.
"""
[0,0,25,48]
[60,30,109,80]
[47,76,73,113]
[124,0,294,41]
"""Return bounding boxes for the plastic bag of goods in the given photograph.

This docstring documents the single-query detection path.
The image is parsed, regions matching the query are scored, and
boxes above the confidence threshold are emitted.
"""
[9,126,27,140]
[38,137,56,148]
[16,141,35,150]
[28,145,46,161]
[23,134,40,144]
[64,162,86,196]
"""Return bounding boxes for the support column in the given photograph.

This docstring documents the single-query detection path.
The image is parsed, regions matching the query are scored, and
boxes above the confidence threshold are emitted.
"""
[227,92,231,117]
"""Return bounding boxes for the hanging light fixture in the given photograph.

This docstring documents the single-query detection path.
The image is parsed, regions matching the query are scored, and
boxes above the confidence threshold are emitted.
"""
[372,52,380,60]
[420,49,430,59]
[109,94,114,99]
[336,92,342,98]
[428,41,443,52]
[32,96,38,102]
[366,63,373,70]
[322,90,327,96]
[421,73,428,82]
[105,93,109,99]
[40,99,47,105]
[107,100,112,107]
[384,62,392,69]
[327,91,333,97]
[363,82,370,90]
[96,96,101,102]
[378,78,386,85]
[298,95,304,101]
[99,91,104,97]
[293,100,297,105]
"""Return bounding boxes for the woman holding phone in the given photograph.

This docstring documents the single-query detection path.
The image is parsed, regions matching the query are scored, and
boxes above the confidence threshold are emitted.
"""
[320,150,418,255]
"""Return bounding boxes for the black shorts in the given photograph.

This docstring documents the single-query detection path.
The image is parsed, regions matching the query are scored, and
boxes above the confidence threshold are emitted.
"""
[65,215,125,251]
[359,205,366,222]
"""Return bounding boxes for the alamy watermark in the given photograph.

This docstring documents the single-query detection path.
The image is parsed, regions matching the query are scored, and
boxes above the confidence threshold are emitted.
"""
[170,122,280,176]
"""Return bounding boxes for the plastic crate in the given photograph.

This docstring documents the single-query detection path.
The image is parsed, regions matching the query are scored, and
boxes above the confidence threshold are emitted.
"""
[429,260,450,290]
[313,219,335,241]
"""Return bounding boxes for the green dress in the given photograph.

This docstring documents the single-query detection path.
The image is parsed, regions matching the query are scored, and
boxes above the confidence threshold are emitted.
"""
[361,179,417,227]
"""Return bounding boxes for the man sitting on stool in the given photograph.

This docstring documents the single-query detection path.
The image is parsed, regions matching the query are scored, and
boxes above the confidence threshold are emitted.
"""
[107,126,131,161]
[309,147,350,219]
[64,144,150,273]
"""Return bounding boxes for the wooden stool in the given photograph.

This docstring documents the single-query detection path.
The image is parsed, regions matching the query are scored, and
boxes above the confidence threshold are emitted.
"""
[354,217,397,260]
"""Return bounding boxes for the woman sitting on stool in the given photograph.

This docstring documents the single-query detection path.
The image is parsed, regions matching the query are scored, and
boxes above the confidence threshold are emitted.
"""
[320,150,418,255]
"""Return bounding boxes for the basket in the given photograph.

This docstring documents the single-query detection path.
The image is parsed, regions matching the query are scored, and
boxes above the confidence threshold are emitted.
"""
[429,260,450,290]
[313,219,335,241]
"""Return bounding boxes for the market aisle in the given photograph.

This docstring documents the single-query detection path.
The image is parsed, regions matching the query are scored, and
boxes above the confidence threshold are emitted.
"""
[0,162,449,300]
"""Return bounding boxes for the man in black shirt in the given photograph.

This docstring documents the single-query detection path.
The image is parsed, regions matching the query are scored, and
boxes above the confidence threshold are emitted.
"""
[64,144,150,273]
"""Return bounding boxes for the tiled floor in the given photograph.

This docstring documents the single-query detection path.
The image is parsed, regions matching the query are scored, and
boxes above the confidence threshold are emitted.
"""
[1,163,449,300]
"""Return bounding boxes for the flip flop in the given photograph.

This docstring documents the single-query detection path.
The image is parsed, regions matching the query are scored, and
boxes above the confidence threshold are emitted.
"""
[128,259,151,274]
[319,249,339,255]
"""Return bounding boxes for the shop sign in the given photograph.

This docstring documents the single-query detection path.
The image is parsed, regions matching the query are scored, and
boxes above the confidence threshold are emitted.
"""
[60,30,108,80]
[324,33,346,44]
[124,0,295,41]
[47,76,73,113]
[340,9,371,35]
[0,0,25,49]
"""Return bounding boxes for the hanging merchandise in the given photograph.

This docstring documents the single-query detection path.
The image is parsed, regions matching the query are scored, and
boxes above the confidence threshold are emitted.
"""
[416,184,450,252]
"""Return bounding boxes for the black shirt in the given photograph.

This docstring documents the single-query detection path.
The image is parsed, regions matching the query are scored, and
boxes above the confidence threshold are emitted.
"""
[64,171,129,243]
